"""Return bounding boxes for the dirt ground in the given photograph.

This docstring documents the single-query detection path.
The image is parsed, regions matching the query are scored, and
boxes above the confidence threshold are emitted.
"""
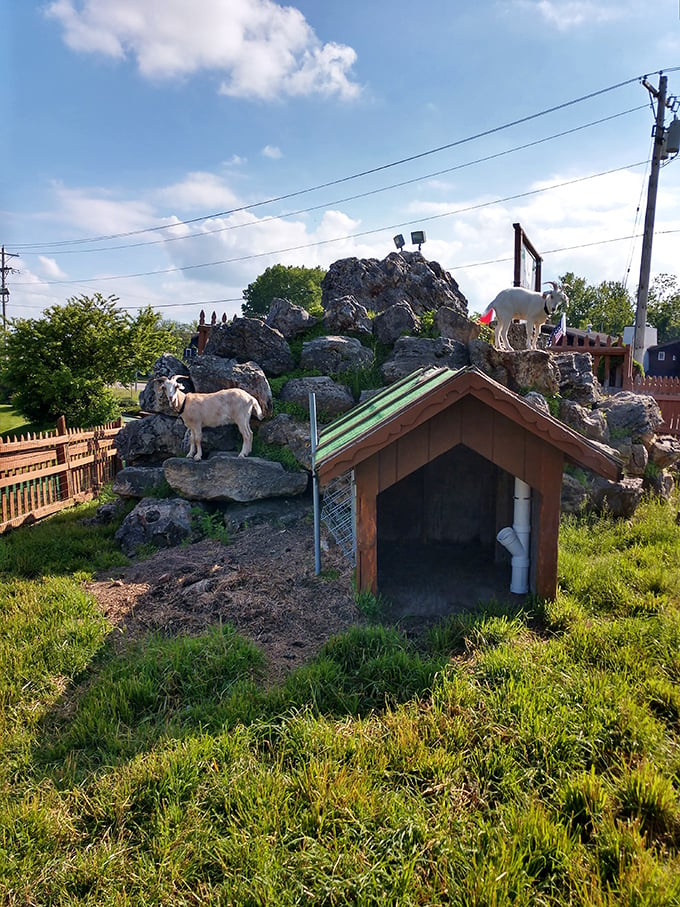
[87,517,361,683]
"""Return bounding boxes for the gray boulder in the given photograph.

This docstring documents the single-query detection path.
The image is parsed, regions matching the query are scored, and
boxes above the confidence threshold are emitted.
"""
[322,251,468,317]
[300,336,373,375]
[189,355,273,416]
[322,295,372,336]
[372,302,420,346]
[587,476,645,518]
[595,392,664,446]
[266,297,318,338]
[436,307,481,344]
[115,497,195,556]
[279,376,355,417]
[468,342,560,398]
[258,414,312,470]
[381,336,470,384]
[552,352,601,406]
[523,391,551,416]
[115,414,189,465]
[203,317,294,376]
[163,454,308,502]
[648,435,680,469]
[113,466,167,498]
[139,354,190,415]
[558,399,609,444]
[561,473,589,514]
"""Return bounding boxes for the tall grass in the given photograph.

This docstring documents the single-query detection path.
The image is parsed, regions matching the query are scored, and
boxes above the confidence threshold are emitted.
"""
[1,492,680,903]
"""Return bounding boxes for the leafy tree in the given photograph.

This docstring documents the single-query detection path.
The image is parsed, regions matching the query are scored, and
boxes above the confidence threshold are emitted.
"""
[2,294,180,427]
[242,264,326,318]
[647,274,680,344]
[559,272,635,337]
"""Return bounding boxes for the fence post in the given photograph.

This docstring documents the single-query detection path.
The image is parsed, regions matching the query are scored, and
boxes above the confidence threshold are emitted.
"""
[55,416,74,502]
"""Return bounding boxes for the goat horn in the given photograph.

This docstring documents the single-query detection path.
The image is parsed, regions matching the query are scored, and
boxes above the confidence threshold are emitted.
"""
[543,280,559,290]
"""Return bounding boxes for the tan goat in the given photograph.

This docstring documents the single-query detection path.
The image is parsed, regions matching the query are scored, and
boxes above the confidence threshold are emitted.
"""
[158,375,264,460]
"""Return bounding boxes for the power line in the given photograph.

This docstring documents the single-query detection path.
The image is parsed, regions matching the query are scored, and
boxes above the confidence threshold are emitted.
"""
[18,105,647,258]
[14,160,650,288]
[10,74,647,251]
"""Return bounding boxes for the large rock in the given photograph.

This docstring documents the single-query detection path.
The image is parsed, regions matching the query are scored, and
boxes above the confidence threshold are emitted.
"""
[163,454,309,502]
[436,307,480,344]
[115,497,195,556]
[551,352,601,406]
[203,317,294,376]
[648,435,680,469]
[300,336,373,375]
[188,355,273,416]
[266,297,318,338]
[139,354,190,415]
[381,336,470,383]
[468,342,560,398]
[115,414,190,465]
[561,473,589,514]
[279,376,355,417]
[587,476,645,518]
[595,392,664,446]
[558,399,609,444]
[322,295,372,336]
[113,466,167,498]
[322,252,468,317]
[372,302,420,346]
[258,414,312,470]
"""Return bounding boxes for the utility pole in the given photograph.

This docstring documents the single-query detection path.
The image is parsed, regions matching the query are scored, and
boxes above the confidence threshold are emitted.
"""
[1,246,20,343]
[633,75,672,366]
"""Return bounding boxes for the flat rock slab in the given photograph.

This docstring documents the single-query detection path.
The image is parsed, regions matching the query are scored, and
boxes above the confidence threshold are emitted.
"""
[164,453,309,502]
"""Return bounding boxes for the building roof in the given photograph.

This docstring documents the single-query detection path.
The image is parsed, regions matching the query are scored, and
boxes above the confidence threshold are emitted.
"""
[315,366,622,484]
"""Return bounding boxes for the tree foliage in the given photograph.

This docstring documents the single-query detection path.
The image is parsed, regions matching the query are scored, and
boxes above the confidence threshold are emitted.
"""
[242,264,326,318]
[647,274,680,344]
[2,294,181,427]
[559,272,635,337]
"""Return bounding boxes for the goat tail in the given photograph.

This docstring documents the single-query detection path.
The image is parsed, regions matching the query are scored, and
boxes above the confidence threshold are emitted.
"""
[252,398,264,421]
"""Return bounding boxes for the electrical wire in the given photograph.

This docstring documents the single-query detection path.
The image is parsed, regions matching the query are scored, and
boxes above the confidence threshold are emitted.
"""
[10,74,648,251]
[15,161,649,288]
[18,105,647,257]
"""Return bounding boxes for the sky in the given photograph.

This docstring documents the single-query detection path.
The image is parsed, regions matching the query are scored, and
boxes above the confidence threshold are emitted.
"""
[3,0,680,329]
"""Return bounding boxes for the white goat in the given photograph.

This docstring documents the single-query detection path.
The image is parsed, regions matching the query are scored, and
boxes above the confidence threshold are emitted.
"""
[158,375,263,460]
[480,281,569,351]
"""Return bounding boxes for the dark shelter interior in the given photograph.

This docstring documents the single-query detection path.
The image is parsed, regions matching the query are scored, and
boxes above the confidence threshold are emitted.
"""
[377,445,526,621]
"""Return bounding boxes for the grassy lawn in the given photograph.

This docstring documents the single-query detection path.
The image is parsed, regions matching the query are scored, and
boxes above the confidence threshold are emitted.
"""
[0,403,46,439]
[1,493,679,903]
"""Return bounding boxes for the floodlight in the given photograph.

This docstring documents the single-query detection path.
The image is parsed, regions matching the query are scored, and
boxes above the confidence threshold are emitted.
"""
[393,234,405,251]
[411,230,426,250]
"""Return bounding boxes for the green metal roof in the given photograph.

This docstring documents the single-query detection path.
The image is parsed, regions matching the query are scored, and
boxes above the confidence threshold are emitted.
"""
[314,366,463,469]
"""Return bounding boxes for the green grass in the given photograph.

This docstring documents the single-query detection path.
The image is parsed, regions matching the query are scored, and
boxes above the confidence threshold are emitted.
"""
[1,492,680,903]
[0,403,48,438]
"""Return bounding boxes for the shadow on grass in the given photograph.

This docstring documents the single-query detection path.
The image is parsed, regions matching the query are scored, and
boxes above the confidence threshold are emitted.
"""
[34,598,537,783]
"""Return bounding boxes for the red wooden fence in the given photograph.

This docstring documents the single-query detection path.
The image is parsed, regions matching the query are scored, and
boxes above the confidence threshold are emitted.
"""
[0,416,123,533]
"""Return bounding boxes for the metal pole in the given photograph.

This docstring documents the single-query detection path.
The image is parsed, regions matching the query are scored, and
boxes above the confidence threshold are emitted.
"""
[309,392,321,575]
[633,75,668,366]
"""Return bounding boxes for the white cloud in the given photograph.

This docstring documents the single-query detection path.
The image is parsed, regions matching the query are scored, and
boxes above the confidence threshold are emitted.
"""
[37,256,68,279]
[52,183,159,234]
[506,0,630,30]
[154,172,241,210]
[46,0,361,100]
[262,145,282,159]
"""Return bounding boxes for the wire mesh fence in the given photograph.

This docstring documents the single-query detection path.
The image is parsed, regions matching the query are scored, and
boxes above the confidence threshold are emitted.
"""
[320,471,356,566]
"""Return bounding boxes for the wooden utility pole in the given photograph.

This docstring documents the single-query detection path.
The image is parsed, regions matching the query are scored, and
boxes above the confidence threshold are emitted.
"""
[1,247,19,343]
[633,75,670,366]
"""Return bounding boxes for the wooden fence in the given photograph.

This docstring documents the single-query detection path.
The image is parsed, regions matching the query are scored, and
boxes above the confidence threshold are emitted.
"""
[0,416,123,534]
[634,375,680,437]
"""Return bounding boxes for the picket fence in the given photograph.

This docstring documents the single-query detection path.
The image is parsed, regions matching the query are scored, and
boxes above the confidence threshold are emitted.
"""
[0,416,123,534]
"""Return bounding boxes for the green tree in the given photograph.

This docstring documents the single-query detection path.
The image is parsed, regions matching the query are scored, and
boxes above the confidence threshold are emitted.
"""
[559,272,635,337]
[2,294,179,427]
[242,264,326,318]
[647,274,680,344]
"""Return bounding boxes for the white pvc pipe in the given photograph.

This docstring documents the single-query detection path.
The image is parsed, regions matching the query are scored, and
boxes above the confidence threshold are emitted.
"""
[496,478,531,594]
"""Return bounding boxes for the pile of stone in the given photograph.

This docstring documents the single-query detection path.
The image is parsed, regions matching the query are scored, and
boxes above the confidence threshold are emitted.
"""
[112,251,680,555]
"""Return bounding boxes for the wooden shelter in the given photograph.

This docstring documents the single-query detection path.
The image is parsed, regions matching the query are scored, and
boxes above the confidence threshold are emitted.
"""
[315,367,621,604]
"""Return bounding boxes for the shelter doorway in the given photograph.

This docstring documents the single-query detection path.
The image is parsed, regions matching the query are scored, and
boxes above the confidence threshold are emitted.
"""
[376,444,522,620]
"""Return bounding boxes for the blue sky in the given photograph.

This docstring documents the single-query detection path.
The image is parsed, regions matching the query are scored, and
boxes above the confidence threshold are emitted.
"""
[3,0,680,326]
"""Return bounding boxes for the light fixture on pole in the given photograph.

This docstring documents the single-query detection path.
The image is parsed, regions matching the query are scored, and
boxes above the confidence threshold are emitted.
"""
[411,230,426,251]
[393,234,405,251]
